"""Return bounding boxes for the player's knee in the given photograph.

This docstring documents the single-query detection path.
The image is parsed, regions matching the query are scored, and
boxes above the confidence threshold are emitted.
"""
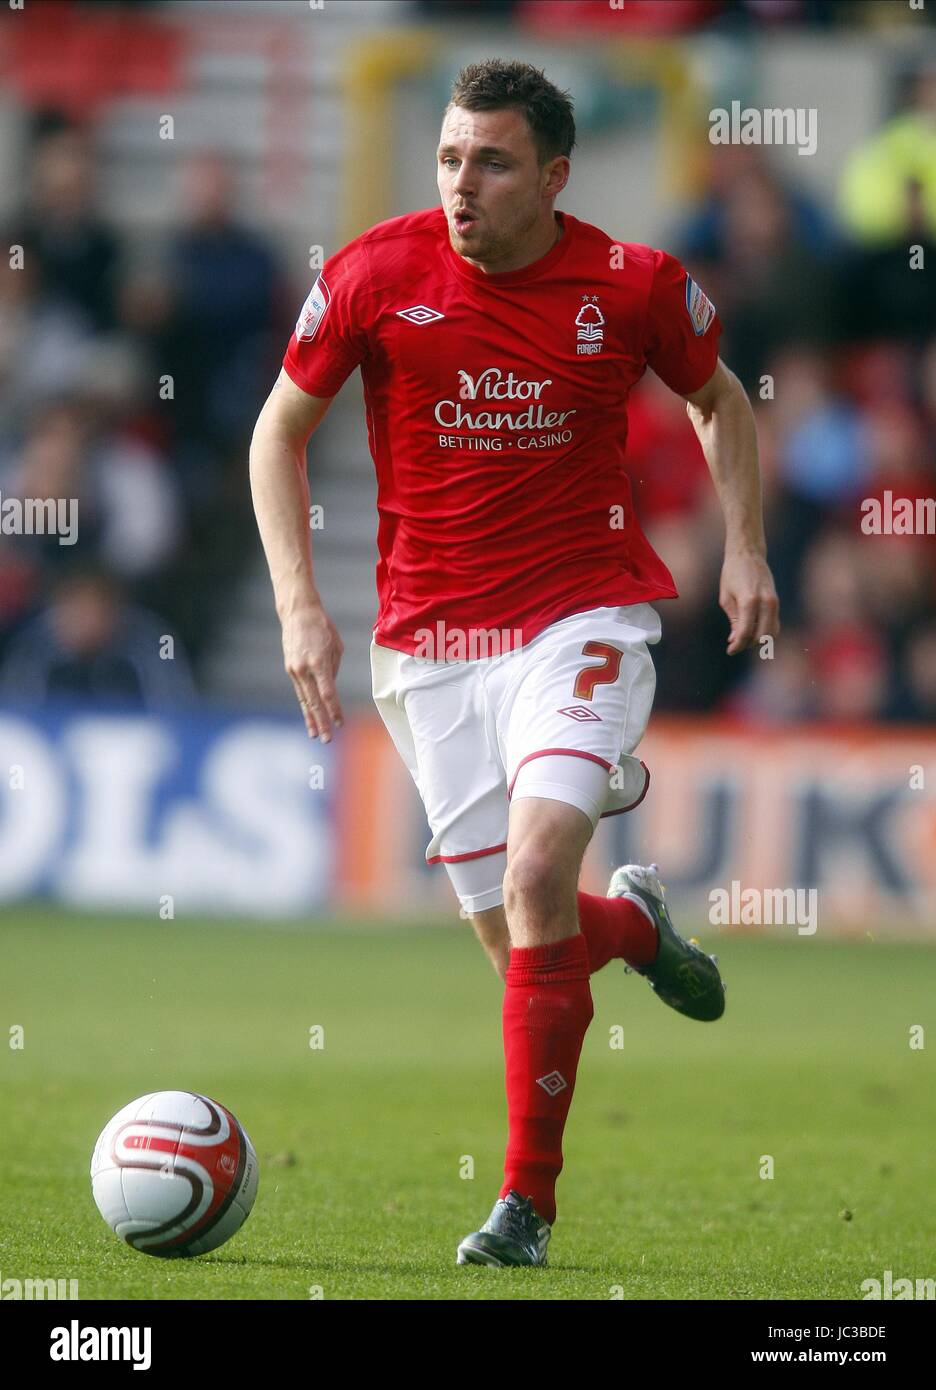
[503,850,572,921]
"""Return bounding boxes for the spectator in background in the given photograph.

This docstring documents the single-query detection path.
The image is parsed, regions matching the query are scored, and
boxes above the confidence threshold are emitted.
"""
[0,394,181,590]
[677,144,839,268]
[2,120,286,685]
[798,531,869,637]
[162,151,280,468]
[116,151,281,516]
[16,123,122,333]
[893,622,936,721]
[729,529,892,725]
[837,64,936,343]
[115,151,284,658]
[797,529,890,721]
[810,627,890,722]
[839,63,936,246]
[0,229,95,438]
[773,348,870,505]
[683,165,835,390]
[849,369,936,648]
[725,627,817,724]
[734,346,868,632]
[643,513,739,711]
[0,568,195,709]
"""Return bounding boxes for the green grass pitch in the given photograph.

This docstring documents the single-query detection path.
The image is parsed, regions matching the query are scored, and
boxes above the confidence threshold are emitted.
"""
[1,909,932,1300]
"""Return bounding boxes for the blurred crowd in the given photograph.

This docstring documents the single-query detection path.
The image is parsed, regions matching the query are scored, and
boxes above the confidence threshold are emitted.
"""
[0,111,285,707]
[420,0,923,33]
[1,23,935,724]
[639,64,936,725]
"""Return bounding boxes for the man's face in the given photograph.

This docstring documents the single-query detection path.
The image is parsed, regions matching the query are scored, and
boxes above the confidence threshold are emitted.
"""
[437,105,564,263]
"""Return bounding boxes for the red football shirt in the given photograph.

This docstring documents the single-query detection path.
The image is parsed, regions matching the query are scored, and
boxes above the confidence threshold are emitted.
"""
[282,206,721,657]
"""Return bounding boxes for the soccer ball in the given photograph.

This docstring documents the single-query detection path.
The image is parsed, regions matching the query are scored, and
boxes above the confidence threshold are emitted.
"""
[90,1091,259,1258]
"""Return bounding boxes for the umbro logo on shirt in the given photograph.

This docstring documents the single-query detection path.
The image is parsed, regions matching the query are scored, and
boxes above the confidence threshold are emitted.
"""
[396,305,445,325]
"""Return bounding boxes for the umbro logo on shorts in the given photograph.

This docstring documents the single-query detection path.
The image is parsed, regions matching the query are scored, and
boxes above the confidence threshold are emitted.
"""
[557,705,602,722]
[395,305,445,325]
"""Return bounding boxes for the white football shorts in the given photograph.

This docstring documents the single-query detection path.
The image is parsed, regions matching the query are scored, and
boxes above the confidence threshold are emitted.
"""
[370,602,661,915]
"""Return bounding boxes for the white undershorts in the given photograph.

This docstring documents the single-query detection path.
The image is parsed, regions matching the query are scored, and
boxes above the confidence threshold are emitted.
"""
[370,602,661,915]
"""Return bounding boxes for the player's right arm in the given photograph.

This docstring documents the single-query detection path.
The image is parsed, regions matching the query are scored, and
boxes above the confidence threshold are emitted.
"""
[253,238,371,738]
[249,368,344,743]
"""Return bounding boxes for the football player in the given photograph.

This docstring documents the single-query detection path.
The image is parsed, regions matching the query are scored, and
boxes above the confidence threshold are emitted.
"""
[251,59,779,1268]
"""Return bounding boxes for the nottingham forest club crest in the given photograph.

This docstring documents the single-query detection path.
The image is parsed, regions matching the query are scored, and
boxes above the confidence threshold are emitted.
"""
[575,295,604,355]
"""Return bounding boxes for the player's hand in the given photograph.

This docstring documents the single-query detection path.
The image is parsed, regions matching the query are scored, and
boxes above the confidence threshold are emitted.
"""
[281,602,345,741]
[719,550,780,655]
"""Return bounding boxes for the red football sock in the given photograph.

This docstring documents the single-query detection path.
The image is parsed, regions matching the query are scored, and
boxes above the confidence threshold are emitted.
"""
[576,890,659,974]
[500,933,594,1226]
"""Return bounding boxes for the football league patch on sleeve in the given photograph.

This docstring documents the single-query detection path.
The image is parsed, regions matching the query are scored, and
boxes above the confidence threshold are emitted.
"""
[295,274,331,342]
[685,275,716,337]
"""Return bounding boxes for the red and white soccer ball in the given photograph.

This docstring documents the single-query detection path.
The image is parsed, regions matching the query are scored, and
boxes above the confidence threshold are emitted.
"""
[90,1091,259,1258]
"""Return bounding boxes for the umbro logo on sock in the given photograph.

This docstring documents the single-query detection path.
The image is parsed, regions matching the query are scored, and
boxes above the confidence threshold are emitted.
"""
[536,1071,568,1096]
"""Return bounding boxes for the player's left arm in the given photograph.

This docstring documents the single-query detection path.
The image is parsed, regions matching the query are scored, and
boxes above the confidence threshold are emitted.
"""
[683,358,780,655]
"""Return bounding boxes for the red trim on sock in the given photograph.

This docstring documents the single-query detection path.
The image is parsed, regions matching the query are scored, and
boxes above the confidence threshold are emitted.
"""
[506,933,590,985]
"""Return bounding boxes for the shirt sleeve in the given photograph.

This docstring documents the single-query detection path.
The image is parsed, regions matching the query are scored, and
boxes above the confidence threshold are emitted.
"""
[282,237,372,398]
[643,248,722,396]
